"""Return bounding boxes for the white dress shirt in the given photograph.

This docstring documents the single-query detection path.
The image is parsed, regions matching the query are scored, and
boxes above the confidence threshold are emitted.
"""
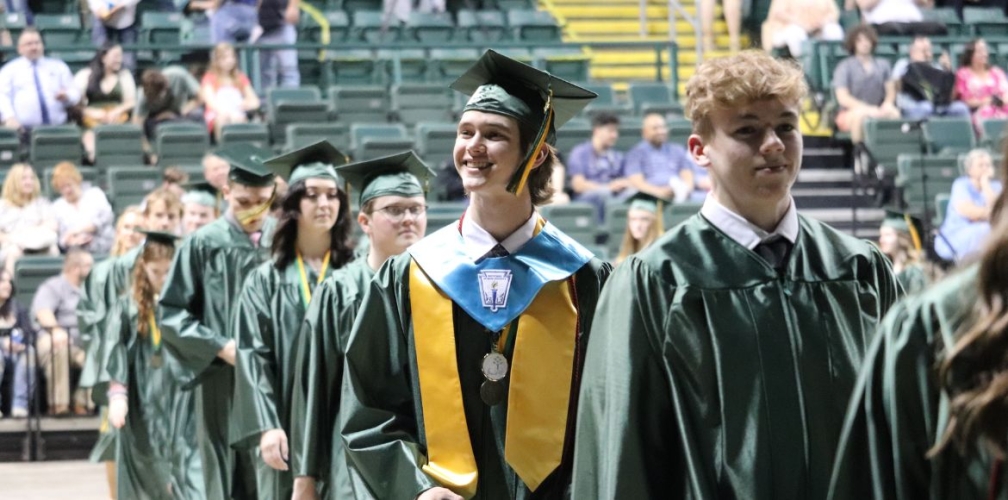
[700,195,799,249]
[460,208,538,261]
[0,56,81,127]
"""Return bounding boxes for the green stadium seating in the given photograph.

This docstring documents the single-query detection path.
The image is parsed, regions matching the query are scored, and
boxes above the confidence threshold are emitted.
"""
[582,82,632,117]
[49,50,92,74]
[923,8,964,36]
[330,49,384,85]
[352,11,401,43]
[0,128,20,167]
[391,84,455,127]
[0,13,27,41]
[935,192,950,226]
[350,123,411,161]
[665,201,702,229]
[667,118,694,149]
[106,166,162,215]
[605,202,629,257]
[30,126,81,169]
[429,48,481,84]
[141,11,183,47]
[493,47,533,63]
[329,85,390,123]
[456,9,508,43]
[628,82,680,116]
[533,47,590,82]
[924,117,975,156]
[406,11,454,43]
[93,124,145,170]
[34,14,81,47]
[507,10,561,42]
[14,256,64,307]
[493,0,537,10]
[378,49,428,84]
[555,121,592,157]
[268,87,328,144]
[219,123,270,148]
[863,118,923,179]
[980,118,1007,148]
[285,123,350,152]
[351,123,407,146]
[964,7,1008,36]
[414,122,457,166]
[539,203,597,246]
[895,154,959,213]
[156,122,209,167]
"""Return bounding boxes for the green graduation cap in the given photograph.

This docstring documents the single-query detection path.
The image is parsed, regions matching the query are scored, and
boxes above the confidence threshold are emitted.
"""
[214,143,276,187]
[881,209,924,251]
[451,49,596,196]
[264,140,349,185]
[334,151,437,206]
[626,192,668,214]
[138,230,181,246]
[181,181,219,207]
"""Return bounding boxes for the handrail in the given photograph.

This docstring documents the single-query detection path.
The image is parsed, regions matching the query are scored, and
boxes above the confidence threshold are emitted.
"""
[666,0,702,65]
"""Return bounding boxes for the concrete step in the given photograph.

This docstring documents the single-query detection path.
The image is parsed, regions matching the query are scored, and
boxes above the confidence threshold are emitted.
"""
[0,416,98,462]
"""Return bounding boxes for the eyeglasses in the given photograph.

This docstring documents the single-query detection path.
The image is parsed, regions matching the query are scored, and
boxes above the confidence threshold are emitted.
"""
[373,204,427,222]
[304,190,340,202]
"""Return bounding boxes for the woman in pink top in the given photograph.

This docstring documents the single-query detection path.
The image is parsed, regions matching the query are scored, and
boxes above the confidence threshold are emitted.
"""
[201,43,260,141]
[954,38,1008,126]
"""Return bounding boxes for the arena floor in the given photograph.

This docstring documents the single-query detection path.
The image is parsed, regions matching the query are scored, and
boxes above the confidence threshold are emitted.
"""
[0,461,108,500]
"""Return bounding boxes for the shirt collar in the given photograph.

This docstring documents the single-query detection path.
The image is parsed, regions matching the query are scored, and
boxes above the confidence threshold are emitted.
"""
[700,195,799,250]
[460,207,538,260]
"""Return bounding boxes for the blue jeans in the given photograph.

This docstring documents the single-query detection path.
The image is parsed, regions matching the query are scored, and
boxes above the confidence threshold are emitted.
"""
[91,18,138,71]
[211,2,258,43]
[0,346,33,412]
[257,24,300,90]
[899,98,972,121]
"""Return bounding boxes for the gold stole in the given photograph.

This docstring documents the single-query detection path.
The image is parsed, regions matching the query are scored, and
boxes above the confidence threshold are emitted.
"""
[409,261,578,498]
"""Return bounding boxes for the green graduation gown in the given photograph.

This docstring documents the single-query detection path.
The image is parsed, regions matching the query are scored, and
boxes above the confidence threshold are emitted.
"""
[231,258,332,499]
[289,259,374,500]
[896,262,928,295]
[103,297,177,500]
[78,256,118,463]
[159,216,274,500]
[572,213,901,500]
[827,266,1005,499]
[341,225,611,500]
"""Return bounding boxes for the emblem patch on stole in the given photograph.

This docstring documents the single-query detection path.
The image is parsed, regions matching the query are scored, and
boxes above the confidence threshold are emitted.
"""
[478,269,512,313]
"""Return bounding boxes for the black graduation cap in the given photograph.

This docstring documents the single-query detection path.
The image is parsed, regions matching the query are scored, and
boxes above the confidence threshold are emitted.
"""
[263,140,349,185]
[450,49,596,195]
[138,230,181,247]
[881,209,924,251]
[214,143,276,187]
[334,151,437,206]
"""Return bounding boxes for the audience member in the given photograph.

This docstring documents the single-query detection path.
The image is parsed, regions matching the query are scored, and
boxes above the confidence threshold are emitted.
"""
[614,194,663,265]
[134,66,203,140]
[211,0,258,43]
[201,43,259,141]
[624,112,699,200]
[567,112,630,220]
[0,28,81,133]
[87,0,139,70]
[892,36,970,120]
[74,44,136,163]
[677,161,713,202]
[257,0,300,90]
[0,164,58,273]
[33,248,94,416]
[50,162,115,255]
[161,166,190,199]
[878,210,928,294]
[955,38,1008,126]
[545,151,571,205]
[143,186,184,235]
[701,0,741,52]
[852,0,947,37]
[936,148,1002,262]
[833,24,900,144]
[761,0,843,57]
[181,182,219,235]
[108,206,144,257]
[203,151,230,213]
[0,269,36,418]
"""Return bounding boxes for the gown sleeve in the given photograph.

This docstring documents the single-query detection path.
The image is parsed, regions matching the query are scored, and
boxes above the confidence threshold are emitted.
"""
[103,299,133,392]
[339,257,438,499]
[571,256,684,499]
[77,262,111,390]
[231,267,281,450]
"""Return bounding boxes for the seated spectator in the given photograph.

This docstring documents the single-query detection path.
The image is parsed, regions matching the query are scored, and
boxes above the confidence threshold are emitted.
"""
[624,112,699,200]
[615,194,664,265]
[202,151,230,211]
[954,38,1008,126]
[675,162,713,202]
[544,149,571,206]
[50,162,115,255]
[161,166,190,199]
[936,148,1002,262]
[761,0,843,57]
[892,36,970,120]
[852,0,947,37]
[0,164,58,273]
[878,210,928,294]
[74,44,136,162]
[701,0,741,52]
[567,112,631,220]
[0,28,81,134]
[201,42,260,141]
[33,248,94,416]
[134,66,203,140]
[0,269,36,418]
[833,24,900,144]
[87,0,139,70]
[108,206,144,257]
[181,181,219,235]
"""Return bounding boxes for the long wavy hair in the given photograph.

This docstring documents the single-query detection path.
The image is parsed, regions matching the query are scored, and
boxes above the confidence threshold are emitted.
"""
[1,164,41,207]
[86,43,120,100]
[270,179,354,272]
[132,239,176,337]
[931,138,1008,458]
[615,206,664,265]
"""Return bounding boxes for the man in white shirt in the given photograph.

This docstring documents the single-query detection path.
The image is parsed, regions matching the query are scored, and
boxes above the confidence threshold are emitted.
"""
[0,28,81,133]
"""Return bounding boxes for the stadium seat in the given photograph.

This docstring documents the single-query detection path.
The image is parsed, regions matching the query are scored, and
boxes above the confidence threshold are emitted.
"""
[378,49,428,84]
[0,128,20,167]
[665,201,702,230]
[350,123,408,146]
[140,12,183,58]
[391,84,455,127]
[456,9,508,43]
[429,48,481,84]
[507,10,562,42]
[895,154,959,214]
[30,126,82,169]
[285,123,350,152]
[106,166,162,215]
[539,203,597,246]
[863,118,924,180]
[925,117,975,156]
[329,49,384,85]
[964,7,1008,36]
[156,122,210,167]
[605,202,629,257]
[582,82,632,117]
[555,122,592,158]
[352,10,401,43]
[405,11,454,43]
[615,116,645,152]
[414,121,456,166]
[93,124,145,170]
[0,12,26,42]
[628,82,681,117]
[349,123,411,161]
[219,123,270,148]
[49,50,92,74]
[493,47,533,63]
[980,118,1007,148]
[14,256,64,307]
[667,118,693,148]
[329,85,390,123]
[935,192,950,226]
[268,87,328,144]
[533,46,590,83]
[34,14,81,47]
[923,8,964,36]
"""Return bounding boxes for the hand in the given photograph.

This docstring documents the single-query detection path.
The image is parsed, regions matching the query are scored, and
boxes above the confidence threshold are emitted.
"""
[259,428,289,471]
[217,340,236,365]
[608,178,629,192]
[51,328,69,348]
[284,4,300,25]
[938,51,952,70]
[4,117,20,130]
[292,477,319,500]
[109,397,128,429]
[416,487,465,500]
[55,89,68,103]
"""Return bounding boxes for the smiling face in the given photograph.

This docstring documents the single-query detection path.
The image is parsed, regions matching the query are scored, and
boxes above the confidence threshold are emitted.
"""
[689,98,802,219]
[972,39,990,68]
[453,110,527,198]
[103,45,123,74]
[297,178,341,235]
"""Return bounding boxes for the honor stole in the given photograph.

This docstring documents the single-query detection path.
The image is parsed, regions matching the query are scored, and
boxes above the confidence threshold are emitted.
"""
[407,217,591,498]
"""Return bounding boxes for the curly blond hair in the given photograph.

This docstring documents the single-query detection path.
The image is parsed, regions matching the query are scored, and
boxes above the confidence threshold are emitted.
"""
[685,50,807,139]
[1,164,41,207]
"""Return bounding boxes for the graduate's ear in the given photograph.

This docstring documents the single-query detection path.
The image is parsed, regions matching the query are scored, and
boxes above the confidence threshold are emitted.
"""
[688,134,711,168]
[529,144,548,170]
[357,211,371,236]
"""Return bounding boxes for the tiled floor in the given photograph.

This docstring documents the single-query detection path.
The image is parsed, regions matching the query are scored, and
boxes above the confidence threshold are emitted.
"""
[0,460,108,500]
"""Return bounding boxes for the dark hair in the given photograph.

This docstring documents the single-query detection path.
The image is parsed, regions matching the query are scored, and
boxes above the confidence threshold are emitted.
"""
[270,179,355,271]
[86,43,121,100]
[0,269,17,318]
[931,129,1008,458]
[591,112,620,129]
[844,24,877,55]
[959,38,989,69]
[519,124,557,206]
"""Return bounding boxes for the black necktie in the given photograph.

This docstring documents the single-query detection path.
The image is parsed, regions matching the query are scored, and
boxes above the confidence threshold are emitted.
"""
[485,244,509,258]
[755,235,791,271]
